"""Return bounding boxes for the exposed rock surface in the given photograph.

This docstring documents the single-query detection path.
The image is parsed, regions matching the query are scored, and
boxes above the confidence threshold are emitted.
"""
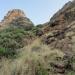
[4,9,26,22]
[42,0,75,56]
[0,9,34,30]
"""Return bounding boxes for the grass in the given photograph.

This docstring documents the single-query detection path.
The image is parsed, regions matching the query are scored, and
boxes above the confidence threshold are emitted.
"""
[0,39,65,75]
[0,32,75,75]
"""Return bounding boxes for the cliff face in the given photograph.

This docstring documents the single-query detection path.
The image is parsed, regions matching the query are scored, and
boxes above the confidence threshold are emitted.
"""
[50,1,75,23]
[41,0,75,56]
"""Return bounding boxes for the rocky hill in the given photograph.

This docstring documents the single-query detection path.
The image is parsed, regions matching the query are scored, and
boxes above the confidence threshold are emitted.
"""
[0,1,75,75]
[41,0,75,55]
[0,9,34,30]
[0,9,35,57]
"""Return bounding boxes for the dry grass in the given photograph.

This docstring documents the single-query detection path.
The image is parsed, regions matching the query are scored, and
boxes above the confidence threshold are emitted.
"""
[0,39,64,75]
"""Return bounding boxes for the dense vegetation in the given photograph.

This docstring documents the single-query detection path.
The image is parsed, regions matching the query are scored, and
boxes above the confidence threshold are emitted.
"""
[0,26,35,57]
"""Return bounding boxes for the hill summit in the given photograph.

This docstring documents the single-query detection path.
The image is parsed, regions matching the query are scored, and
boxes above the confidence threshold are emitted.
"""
[0,9,33,30]
[4,9,26,22]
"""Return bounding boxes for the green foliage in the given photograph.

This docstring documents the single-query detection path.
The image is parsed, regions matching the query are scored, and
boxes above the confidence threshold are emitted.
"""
[0,27,34,57]
[0,47,6,56]
[36,63,48,75]
[31,26,43,36]
[36,24,43,28]
[67,71,75,75]
[0,47,16,57]
[31,26,39,34]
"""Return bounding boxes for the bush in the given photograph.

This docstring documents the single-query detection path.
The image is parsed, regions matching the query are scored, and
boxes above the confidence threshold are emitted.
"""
[0,47,16,57]
[0,47,6,56]
[35,63,48,75]
[0,27,35,57]
[31,26,43,36]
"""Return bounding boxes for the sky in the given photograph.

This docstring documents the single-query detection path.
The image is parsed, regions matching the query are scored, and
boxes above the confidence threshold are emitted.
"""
[0,0,71,25]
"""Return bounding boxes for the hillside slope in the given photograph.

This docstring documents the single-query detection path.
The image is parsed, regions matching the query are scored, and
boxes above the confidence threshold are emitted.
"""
[0,9,35,57]
[0,0,75,75]
[41,0,75,55]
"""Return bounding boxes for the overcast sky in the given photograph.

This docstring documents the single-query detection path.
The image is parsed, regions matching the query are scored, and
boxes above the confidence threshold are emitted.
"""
[0,0,71,25]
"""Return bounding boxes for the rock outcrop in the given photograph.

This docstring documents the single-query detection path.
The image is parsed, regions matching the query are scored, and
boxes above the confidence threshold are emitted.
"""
[42,0,75,56]
[0,9,34,30]
[4,9,26,22]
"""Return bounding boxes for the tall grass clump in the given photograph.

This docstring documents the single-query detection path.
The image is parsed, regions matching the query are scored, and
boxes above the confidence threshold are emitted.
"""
[0,39,65,75]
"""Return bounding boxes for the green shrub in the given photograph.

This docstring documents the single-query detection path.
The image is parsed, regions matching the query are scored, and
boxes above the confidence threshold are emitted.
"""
[0,27,35,57]
[35,63,48,75]
[67,71,75,75]
[0,47,16,57]
[31,26,43,36]
[0,47,6,56]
